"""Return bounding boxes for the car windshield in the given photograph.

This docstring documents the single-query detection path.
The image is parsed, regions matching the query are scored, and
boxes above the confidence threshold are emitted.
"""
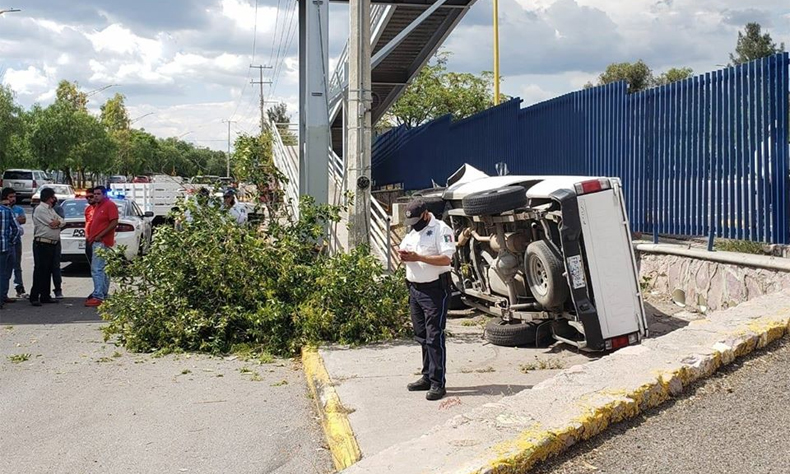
[61,199,88,219]
[42,185,72,195]
[3,171,33,180]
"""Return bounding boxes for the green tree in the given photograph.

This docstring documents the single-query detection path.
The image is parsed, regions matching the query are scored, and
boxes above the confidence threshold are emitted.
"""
[730,22,785,65]
[55,80,88,111]
[597,60,654,93]
[386,52,502,128]
[0,85,24,169]
[266,102,297,146]
[654,67,694,86]
[100,93,131,132]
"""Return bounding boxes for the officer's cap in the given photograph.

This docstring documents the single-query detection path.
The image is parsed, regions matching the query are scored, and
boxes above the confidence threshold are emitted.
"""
[404,199,427,226]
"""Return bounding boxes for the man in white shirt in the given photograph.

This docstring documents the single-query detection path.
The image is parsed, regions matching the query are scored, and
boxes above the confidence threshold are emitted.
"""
[398,199,456,401]
[30,188,64,306]
[222,189,248,225]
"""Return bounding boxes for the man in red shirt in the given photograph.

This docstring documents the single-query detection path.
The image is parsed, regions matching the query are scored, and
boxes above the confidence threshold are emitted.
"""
[84,187,96,264]
[85,186,118,307]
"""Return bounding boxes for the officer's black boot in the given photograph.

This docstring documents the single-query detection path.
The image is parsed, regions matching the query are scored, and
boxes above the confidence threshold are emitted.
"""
[407,377,431,391]
[426,385,446,401]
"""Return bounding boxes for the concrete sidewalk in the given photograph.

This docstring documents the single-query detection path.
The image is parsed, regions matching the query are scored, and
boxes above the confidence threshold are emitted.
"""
[319,317,594,459]
[335,291,790,473]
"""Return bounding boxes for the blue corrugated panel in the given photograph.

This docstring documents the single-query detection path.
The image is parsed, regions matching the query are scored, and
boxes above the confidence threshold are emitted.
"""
[371,53,790,243]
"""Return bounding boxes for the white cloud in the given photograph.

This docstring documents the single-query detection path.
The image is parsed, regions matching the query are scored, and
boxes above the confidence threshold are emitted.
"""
[2,66,52,95]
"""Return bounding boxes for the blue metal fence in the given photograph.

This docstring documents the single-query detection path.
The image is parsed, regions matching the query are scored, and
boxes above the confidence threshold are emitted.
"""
[372,53,790,243]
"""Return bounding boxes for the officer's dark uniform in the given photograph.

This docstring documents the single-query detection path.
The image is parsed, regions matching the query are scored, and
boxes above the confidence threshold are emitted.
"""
[400,200,456,401]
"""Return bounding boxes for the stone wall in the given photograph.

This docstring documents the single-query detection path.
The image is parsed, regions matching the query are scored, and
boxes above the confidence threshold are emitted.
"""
[638,252,790,312]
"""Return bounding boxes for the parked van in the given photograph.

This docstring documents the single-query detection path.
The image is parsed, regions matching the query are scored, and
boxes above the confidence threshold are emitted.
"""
[1,169,53,203]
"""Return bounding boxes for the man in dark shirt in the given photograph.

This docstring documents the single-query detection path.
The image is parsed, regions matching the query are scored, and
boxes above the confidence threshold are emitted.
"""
[0,188,21,308]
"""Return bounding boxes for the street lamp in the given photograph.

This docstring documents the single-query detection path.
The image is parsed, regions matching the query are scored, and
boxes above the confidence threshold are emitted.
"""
[131,112,155,124]
[0,8,21,15]
[86,84,119,97]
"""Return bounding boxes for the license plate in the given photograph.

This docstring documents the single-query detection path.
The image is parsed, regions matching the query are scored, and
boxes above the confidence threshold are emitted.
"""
[78,241,85,250]
[73,229,85,237]
[13,183,21,188]
[566,255,586,289]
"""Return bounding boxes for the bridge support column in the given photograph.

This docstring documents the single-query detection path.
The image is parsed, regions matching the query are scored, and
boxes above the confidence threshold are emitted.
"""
[299,0,330,206]
[346,0,372,249]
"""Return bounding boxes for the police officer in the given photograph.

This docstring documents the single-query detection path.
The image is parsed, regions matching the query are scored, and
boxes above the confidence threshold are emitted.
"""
[399,199,456,401]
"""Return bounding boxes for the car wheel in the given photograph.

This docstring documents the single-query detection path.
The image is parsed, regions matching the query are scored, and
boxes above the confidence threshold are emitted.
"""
[484,319,536,346]
[461,186,527,216]
[524,240,569,308]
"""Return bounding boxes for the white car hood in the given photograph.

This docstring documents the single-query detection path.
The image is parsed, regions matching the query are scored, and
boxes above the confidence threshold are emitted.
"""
[442,164,601,200]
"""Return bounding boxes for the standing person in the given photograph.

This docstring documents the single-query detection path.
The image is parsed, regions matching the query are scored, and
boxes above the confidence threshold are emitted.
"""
[8,189,27,298]
[84,188,96,264]
[29,188,62,306]
[222,189,248,225]
[51,198,65,299]
[85,186,118,307]
[0,188,20,307]
[398,199,456,401]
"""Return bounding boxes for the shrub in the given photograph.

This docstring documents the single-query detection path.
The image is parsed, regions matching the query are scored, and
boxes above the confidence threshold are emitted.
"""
[99,196,410,356]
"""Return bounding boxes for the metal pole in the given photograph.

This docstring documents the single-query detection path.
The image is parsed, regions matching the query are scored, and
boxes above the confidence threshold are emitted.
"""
[222,119,237,177]
[386,215,392,272]
[347,0,372,249]
[493,0,500,105]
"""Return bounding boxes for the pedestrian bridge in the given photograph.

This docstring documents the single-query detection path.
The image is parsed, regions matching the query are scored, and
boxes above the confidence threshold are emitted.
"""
[272,0,477,262]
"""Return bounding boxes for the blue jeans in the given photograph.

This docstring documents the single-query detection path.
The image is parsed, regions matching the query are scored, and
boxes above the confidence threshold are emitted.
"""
[91,242,110,300]
[13,241,23,290]
[0,249,16,301]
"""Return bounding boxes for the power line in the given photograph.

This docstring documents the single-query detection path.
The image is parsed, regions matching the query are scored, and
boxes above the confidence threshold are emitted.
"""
[250,64,273,133]
[229,0,260,122]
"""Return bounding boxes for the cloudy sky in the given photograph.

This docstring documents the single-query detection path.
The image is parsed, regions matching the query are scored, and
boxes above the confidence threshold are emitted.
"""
[1,0,788,150]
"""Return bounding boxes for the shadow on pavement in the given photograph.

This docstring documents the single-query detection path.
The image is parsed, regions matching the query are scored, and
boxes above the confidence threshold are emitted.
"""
[61,262,92,277]
[645,301,691,338]
[447,384,532,397]
[0,298,103,325]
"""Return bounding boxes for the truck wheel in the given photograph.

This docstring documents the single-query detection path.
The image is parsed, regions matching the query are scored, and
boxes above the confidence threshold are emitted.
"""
[484,319,536,346]
[461,186,527,216]
[525,241,569,308]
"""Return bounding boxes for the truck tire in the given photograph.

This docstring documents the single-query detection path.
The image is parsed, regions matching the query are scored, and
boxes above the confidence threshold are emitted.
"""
[525,240,569,308]
[461,186,527,216]
[484,319,536,347]
[423,196,446,219]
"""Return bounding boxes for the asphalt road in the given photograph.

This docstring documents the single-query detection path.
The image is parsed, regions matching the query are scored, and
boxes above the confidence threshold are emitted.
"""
[533,337,790,474]
[0,208,333,474]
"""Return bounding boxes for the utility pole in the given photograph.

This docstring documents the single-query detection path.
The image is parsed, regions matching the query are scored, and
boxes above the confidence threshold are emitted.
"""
[346,0,372,248]
[250,65,272,133]
[221,119,237,177]
[493,0,501,105]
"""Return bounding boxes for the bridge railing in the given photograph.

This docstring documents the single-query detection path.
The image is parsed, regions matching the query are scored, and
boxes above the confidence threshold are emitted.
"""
[269,118,300,219]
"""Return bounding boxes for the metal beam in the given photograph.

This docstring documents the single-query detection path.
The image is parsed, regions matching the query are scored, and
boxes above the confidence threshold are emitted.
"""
[298,0,330,205]
[370,0,449,69]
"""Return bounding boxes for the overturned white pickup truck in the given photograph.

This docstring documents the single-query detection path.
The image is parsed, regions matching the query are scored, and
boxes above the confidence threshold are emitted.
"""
[433,164,648,352]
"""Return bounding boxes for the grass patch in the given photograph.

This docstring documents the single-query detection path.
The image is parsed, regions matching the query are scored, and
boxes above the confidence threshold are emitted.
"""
[181,369,192,375]
[714,239,765,255]
[8,353,31,363]
[520,358,567,373]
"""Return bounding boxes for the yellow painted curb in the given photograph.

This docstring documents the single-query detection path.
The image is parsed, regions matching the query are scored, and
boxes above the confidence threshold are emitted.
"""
[472,318,790,474]
[302,346,362,471]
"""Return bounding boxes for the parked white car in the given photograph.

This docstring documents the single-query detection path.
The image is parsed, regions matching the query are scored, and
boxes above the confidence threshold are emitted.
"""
[59,198,154,262]
[31,184,76,207]
[437,164,647,352]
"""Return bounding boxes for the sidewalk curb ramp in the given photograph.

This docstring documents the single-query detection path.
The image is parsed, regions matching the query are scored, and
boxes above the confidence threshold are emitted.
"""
[302,347,362,470]
[336,291,790,474]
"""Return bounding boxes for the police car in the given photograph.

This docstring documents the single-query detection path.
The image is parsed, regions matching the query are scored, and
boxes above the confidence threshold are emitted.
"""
[440,164,648,352]
[59,193,154,262]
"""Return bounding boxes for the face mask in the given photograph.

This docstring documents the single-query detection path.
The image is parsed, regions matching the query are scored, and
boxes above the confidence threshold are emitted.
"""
[411,214,429,232]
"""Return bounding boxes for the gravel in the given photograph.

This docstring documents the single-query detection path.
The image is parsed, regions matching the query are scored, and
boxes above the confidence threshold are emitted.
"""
[532,337,790,474]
